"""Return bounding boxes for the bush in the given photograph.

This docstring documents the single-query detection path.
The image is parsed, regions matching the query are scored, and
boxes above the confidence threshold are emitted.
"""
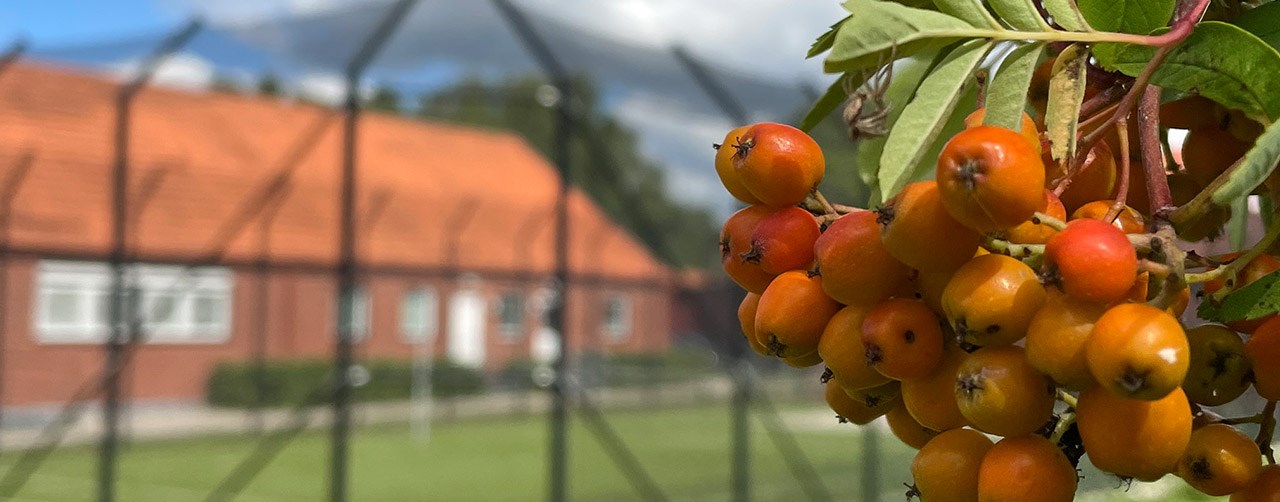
[206,358,484,408]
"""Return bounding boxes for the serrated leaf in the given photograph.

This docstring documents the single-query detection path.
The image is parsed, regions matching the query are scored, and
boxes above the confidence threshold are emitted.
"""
[809,16,852,58]
[799,76,851,132]
[1210,118,1280,207]
[989,0,1051,31]
[983,43,1043,129]
[878,40,991,198]
[1044,44,1088,163]
[854,51,943,201]
[1198,269,1280,323]
[1110,22,1280,122]
[1234,1,1280,51]
[1042,0,1094,32]
[933,0,1001,29]
[827,0,985,74]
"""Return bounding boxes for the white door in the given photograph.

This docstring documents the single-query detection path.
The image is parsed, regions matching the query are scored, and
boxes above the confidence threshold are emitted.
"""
[447,288,486,368]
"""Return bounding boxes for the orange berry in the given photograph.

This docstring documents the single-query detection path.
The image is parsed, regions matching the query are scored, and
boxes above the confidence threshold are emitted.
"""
[1183,324,1252,406]
[746,207,820,275]
[902,346,970,431]
[1043,218,1138,304]
[814,210,913,305]
[963,108,1042,154]
[732,122,825,208]
[824,379,896,425]
[1246,316,1280,401]
[936,126,1046,231]
[1076,385,1192,481]
[1070,199,1145,233]
[1086,303,1189,400]
[886,400,938,450]
[977,435,1077,502]
[720,206,776,293]
[1230,464,1280,501]
[880,181,981,273]
[754,271,840,358]
[1003,189,1065,244]
[1178,423,1262,496]
[1025,292,1105,390]
[714,125,763,204]
[910,428,994,502]
[861,299,945,380]
[819,305,892,391]
[955,346,1055,437]
[942,254,1046,347]
[737,293,769,356]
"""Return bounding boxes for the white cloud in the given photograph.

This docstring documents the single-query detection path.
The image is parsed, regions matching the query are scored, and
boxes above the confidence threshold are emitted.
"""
[109,52,215,90]
[294,72,375,105]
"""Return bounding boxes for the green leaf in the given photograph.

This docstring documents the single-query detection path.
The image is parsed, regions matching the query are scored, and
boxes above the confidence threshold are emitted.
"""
[988,0,1051,31]
[799,76,850,132]
[983,43,1044,129]
[1042,0,1094,32]
[1076,0,1174,33]
[1110,22,1280,122]
[826,0,984,74]
[1198,269,1280,323]
[809,16,852,58]
[1234,1,1280,51]
[1211,118,1280,207]
[1044,44,1088,163]
[1079,0,1175,67]
[854,51,943,203]
[878,40,991,198]
[932,0,1001,29]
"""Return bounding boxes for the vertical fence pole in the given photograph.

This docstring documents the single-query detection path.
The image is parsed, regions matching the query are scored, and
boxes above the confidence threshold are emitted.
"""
[0,40,30,453]
[100,21,201,502]
[331,3,416,501]
[0,151,33,453]
[488,2,575,499]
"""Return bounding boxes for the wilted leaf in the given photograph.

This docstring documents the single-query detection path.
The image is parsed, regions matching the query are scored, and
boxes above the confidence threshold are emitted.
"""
[983,42,1044,130]
[1044,44,1088,163]
[1041,0,1093,32]
[1110,22,1280,122]
[988,0,1051,31]
[878,40,991,198]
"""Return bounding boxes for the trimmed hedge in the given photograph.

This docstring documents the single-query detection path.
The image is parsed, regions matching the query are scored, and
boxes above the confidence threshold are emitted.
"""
[206,358,484,408]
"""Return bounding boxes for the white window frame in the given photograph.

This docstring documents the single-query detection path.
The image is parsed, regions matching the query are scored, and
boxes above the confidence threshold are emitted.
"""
[400,287,438,344]
[33,260,234,345]
[602,294,632,342]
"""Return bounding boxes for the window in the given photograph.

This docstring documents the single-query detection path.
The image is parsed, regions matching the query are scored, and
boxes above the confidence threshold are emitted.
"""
[401,287,438,343]
[602,294,632,341]
[337,287,371,342]
[34,260,233,344]
[496,292,523,341]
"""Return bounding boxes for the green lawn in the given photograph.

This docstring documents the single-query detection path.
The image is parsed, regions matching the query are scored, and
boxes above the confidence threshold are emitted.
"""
[0,402,1229,501]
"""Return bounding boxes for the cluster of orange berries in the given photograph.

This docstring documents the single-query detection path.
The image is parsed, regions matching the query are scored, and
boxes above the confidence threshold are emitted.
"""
[715,114,1280,499]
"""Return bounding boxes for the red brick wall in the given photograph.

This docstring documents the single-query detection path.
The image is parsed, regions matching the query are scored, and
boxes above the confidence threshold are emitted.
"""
[0,257,674,406]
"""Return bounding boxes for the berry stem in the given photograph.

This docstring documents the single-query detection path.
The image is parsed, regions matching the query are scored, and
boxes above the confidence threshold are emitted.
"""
[981,236,1045,259]
[1256,400,1277,465]
[812,190,839,217]
[1185,212,1280,297]
[1050,411,1076,443]
[1056,389,1078,408]
[1033,211,1068,231]
[1107,115,1133,222]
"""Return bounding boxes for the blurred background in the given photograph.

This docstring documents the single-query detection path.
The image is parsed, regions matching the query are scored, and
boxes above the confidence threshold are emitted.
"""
[0,1,891,501]
[0,1,1253,501]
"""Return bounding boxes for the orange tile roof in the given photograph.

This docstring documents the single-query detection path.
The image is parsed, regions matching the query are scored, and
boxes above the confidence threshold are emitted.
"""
[0,62,671,281]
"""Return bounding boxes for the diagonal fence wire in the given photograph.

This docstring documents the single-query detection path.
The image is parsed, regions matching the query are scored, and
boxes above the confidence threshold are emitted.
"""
[564,375,669,502]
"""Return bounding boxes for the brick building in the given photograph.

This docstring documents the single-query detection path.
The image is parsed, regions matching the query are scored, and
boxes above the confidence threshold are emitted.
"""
[0,62,678,407]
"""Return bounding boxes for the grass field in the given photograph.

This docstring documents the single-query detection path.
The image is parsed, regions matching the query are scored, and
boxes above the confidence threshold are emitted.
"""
[0,402,1227,501]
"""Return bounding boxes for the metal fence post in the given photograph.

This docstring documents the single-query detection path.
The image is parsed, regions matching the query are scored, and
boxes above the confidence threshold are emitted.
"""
[331,2,418,501]
[100,20,201,502]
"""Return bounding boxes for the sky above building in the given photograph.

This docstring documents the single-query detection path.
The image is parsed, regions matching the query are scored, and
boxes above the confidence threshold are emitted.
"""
[0,0,847,216]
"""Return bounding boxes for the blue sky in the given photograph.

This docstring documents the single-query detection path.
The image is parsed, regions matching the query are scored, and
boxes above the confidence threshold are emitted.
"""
[0,1,187,48]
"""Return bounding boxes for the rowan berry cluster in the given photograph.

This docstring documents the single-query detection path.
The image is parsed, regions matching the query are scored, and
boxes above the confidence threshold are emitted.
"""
[715,113,1280,499]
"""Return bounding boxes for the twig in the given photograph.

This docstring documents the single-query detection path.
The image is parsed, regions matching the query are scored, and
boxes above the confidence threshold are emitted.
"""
[1138,87,1173,219]
[1050,411,1076,443]
[813,190,839,217]
[982,236,1045,259]
[1056,389,1078,408]
[1257,401,1277,465]
[1033,211,1068,231]
[1107,115,1132,222]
